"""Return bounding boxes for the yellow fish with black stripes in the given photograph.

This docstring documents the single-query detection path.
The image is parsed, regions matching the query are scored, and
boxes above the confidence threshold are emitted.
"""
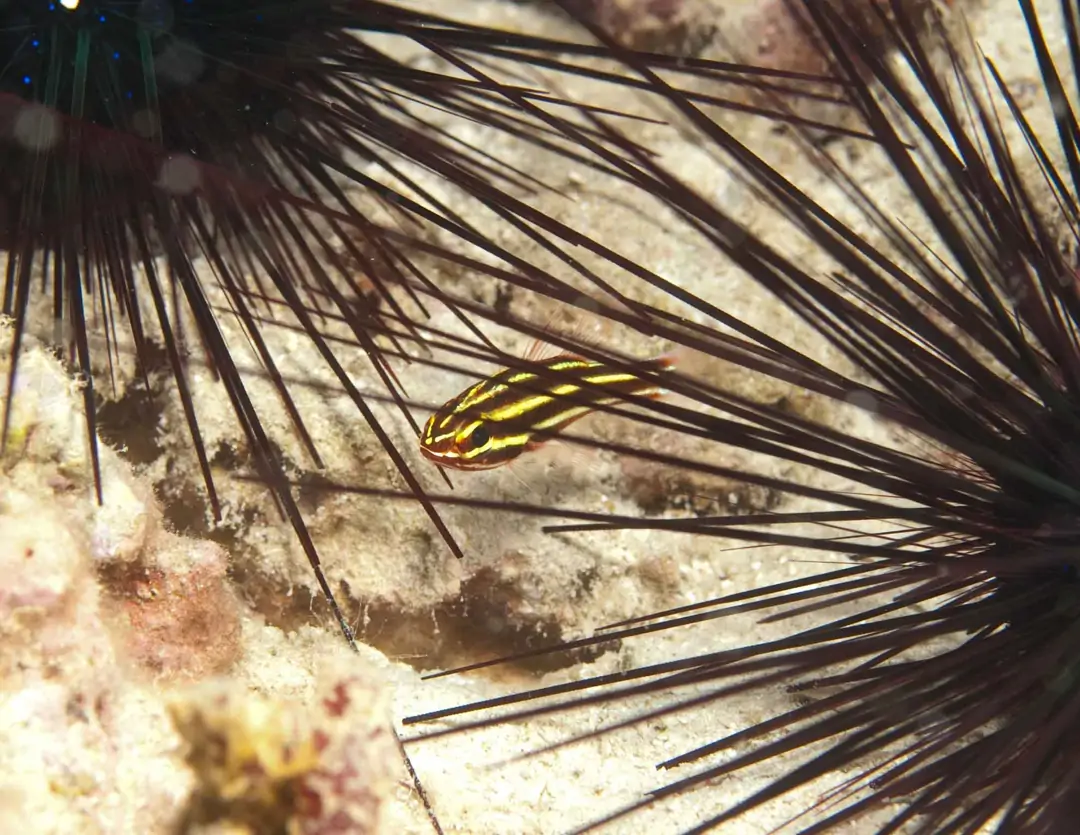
[419,351,677,471]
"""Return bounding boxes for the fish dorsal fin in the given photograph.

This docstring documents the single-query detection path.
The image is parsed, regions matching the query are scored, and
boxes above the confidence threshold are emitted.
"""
[520,309,606,365]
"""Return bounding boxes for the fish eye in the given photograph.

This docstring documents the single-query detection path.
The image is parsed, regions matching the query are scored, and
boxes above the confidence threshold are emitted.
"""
[469,425,490,448]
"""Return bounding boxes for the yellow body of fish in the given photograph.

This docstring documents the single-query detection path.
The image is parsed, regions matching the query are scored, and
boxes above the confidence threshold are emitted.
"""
[420,353,674,470]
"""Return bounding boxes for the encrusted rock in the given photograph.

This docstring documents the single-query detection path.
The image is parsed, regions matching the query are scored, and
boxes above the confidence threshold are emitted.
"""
[171,659,397,835]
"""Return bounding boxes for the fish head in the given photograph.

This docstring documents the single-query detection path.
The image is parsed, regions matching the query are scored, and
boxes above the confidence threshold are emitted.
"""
[419,410,522,470]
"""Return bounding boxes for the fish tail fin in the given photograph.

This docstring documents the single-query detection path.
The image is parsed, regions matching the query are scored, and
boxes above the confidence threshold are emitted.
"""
[649,344,695,373]
[641,345,699,399]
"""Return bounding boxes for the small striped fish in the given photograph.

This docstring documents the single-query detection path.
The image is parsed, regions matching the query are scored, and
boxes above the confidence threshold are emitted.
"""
[419,353,675,470]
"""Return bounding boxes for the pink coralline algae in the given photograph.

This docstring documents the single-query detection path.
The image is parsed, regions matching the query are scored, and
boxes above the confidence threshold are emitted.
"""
[101,533,243,681]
